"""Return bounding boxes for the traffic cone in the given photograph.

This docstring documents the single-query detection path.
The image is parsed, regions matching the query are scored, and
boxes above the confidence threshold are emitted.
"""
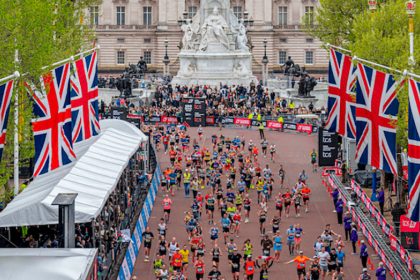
[367,257,375,270]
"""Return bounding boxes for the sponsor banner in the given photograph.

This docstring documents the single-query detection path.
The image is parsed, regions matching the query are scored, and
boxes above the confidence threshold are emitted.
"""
[296,123,313,133]
[117,164,162,280]
[266,120,282,130]
[400,215,420,251]
[127,114,144,120]
[161,116,178,124]
[233,117,251,126]
[318,127,339,167]
[206,116,215,125]
[283,122,297,131]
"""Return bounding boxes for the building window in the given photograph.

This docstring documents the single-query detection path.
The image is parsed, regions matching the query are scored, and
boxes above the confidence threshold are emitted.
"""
[305,6,314,25]
[117,51,125,64]
[188,6,197,19]
[279,38,287,43]
[143,6,152,26]
[305,50,314,64]
[233,6,243,19]
[144,51,152,64]
[89,6,99,25]
[117,38,125,43]
[278,6,288,27]
[306,38,314,43]
[144,38,151,44]
[279,51,287,64]
[116,6,125,26]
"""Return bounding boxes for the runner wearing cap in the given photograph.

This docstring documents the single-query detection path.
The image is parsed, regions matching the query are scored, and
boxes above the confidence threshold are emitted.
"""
[285,251,314,280]
[358,268,371,280]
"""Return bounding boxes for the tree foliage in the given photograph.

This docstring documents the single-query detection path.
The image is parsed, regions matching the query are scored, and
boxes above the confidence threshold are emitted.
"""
[0,0,99,200]
[308,0,420,149]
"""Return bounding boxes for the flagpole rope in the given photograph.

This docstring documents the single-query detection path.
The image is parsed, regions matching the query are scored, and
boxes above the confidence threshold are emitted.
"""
[0,72,20,84]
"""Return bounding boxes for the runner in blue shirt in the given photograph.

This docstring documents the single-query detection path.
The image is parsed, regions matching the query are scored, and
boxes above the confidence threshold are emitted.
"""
[221,214,231,244]
[286,225,296,256]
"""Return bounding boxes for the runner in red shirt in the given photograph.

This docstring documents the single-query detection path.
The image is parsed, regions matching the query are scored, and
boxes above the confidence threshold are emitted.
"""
[194,255,205,280]
[301,185,311,213]
[171,248,183,273]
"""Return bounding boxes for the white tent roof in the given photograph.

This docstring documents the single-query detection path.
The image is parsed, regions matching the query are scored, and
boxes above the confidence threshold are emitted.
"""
[0,248,97,280]
[0,119,147,227]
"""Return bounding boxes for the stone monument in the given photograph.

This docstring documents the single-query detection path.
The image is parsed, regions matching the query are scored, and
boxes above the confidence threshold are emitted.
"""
[172,0,257,86]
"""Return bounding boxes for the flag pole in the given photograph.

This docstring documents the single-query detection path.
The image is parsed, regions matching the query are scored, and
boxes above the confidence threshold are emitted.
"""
[326,43,352,54]
[13,50,20,196]
[21,45,101,77]
[352,56,405,75]
[407,71,420,80]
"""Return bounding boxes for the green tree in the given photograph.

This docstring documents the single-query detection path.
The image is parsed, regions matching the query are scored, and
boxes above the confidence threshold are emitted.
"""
[306,0,367,47]
[350,0,420,148]
[0,0,99,202]
[308,0,420,148]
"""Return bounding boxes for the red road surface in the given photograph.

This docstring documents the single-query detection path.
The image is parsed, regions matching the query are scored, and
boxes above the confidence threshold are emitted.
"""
[132,127,382,280]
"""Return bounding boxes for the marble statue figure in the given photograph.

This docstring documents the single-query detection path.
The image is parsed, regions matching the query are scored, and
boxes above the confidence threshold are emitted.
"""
[199,6,229,51]
[236,20,249,52]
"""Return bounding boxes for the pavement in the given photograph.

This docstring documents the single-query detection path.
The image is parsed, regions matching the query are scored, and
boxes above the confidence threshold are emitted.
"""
[132,127,384,279]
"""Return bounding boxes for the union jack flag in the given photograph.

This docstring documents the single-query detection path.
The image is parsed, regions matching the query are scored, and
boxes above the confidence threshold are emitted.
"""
[408,78,420,221]
[0,80,14,161]
[325,49,357,139]
[354,63,404,175]
[29,63,76,177]
[70,52,100,143]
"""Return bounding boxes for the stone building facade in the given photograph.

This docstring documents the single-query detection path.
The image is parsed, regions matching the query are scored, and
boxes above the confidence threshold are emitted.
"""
[91,0,328,75]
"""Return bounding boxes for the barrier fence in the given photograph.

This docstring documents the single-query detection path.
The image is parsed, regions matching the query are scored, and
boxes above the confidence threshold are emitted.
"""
[323,174,414,279]
[126,114,318,133]
[117,163,162,280]
[350,179,414,273]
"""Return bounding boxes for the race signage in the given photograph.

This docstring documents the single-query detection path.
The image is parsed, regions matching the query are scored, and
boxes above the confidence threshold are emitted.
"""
[318,127,339,166]
[181,98,206,127]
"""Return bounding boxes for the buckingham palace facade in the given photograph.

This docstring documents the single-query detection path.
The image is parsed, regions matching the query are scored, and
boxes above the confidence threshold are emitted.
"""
[90,0,328,75]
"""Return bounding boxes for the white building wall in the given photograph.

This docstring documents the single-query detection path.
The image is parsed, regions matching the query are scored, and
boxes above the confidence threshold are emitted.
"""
[92,0,328,74]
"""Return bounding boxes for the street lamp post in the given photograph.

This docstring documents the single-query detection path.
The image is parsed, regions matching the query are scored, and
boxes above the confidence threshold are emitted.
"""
[406,1,416,68]
[163,39,170,76]
[262,38,269,86]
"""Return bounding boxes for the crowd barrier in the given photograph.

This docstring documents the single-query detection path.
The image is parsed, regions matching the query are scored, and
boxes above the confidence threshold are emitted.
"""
[126,114,318,133]
[117,164,162,280]
[324,175,414,279]
[350,179,414,273]
[350,179,394,237]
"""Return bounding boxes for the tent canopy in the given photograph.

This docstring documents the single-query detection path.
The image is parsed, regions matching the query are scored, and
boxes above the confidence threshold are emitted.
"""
[0,248,97,280]
[0,119,147,227]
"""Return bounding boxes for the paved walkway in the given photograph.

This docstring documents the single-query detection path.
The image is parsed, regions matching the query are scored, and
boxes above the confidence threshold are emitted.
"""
[133,127,383,280]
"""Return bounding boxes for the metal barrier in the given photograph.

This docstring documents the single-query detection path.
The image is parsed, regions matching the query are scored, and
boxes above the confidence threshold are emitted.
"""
[325,174,414,280]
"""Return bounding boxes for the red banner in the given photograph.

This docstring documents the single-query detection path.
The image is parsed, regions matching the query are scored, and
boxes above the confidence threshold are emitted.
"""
[206,116,215,125]
[296,123,313,134]
[161,116,178,124]
[390,233,397,250]
[266,120,282,130]
[127,114,144,121]
[233,118,251,126]
[400,215,420,233]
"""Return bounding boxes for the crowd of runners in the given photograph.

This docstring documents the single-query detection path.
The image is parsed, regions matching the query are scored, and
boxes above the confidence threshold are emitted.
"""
[136,124,387,280]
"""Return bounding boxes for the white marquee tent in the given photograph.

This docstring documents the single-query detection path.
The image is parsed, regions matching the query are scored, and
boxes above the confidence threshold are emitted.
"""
[0,119,147,227]
[0,248,97,280]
